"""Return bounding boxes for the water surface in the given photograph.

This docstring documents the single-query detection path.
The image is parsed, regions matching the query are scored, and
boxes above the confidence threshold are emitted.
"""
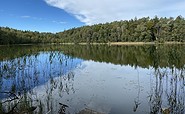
[0,44,184,114]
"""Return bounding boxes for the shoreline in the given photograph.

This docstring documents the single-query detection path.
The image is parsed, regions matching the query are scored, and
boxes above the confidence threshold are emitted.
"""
[108,42,185,45]
[61,42,185,45]
[0,42,185,46]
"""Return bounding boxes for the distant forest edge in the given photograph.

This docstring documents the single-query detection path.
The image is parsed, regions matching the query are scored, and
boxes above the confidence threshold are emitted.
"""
[0,16,185,45]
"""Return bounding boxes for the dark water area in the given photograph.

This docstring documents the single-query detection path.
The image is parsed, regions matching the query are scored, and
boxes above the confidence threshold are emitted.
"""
[0,44,185,114]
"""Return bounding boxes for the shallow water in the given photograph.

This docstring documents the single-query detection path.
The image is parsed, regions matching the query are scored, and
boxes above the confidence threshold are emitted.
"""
[0,45,184,114]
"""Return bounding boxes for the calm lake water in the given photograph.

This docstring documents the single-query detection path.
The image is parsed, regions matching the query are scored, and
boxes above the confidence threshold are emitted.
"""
[0,44,185,114]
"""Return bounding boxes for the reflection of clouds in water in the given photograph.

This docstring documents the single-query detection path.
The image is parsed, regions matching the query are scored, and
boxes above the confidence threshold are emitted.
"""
[2,60,184,113]
[1,45,185,113]
[74,61,151,113]
[29,60,152,113]
[28,71,76,113]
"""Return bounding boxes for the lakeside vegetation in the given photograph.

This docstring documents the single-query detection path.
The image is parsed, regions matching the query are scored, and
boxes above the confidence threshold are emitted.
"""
[0,16,185,45]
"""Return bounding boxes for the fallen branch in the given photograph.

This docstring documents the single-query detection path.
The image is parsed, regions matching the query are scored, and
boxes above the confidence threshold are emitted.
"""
[6,96,23,114]
[0,91,19,103]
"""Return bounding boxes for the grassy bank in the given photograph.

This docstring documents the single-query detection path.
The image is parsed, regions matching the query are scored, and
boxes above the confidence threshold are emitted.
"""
[0,41,184,46]
[60,42,185,45]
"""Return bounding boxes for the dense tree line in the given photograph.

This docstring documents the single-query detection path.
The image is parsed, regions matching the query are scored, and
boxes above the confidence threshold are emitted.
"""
[0,27,59,45]
[0,16,185,45]
[57,16,185,43]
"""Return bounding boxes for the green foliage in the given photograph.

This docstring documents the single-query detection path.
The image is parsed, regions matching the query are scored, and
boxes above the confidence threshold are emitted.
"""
[0,16,185,44]
[0,27,58,45]
[57,16,185,43]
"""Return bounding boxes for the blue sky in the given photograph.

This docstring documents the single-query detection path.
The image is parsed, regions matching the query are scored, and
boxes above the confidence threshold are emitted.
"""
[0,0,84,32]
[0,0,185,32]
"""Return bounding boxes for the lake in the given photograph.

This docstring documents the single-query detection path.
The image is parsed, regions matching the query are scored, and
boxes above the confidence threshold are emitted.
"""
[0,44,185,114]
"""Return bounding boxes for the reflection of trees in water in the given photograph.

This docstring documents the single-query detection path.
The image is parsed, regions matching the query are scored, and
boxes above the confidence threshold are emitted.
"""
[148,67,185,114]
[0,51,77,114]
[1,45,185,114]
[60,44,185,69]
[1,44,185,68]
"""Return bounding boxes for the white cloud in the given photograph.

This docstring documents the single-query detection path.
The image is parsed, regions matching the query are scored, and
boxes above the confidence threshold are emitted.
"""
[59,21,67,24]
[21,15,31,18]
[45,0,185,25]
[52,20,67,24]
[32,17,43,20]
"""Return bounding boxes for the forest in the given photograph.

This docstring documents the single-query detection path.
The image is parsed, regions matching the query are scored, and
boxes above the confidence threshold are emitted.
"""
[0,16,185,45]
